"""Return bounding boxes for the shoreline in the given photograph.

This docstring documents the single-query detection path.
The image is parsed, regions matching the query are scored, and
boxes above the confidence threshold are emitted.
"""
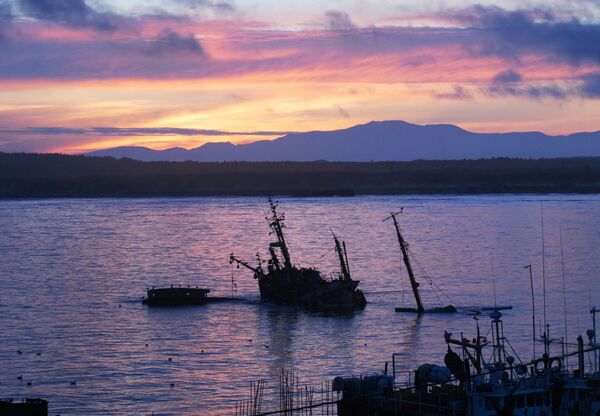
[2,152,600,199]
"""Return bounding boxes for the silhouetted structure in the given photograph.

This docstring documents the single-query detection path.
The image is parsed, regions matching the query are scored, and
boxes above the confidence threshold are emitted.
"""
[142,287,210,306]
[230,198,366,312]
[0,398,48,416]
[385,211,456,314]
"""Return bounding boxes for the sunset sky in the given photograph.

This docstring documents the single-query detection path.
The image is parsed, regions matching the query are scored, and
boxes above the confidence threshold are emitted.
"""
[1,0,600,153]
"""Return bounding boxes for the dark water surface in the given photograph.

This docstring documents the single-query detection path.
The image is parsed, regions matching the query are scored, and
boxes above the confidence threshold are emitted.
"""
[1,195,600,415]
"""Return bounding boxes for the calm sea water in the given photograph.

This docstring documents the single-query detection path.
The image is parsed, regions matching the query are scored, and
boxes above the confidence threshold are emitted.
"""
[1,195,600,415]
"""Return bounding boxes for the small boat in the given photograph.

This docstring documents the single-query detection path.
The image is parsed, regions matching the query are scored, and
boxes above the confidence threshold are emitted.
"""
[142,286,210,306]
[385,210,456,313]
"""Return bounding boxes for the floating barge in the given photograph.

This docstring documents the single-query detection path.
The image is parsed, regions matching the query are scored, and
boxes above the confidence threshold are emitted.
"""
[230,198,366,312]
[142,286,210,306]
[0,398,48,416]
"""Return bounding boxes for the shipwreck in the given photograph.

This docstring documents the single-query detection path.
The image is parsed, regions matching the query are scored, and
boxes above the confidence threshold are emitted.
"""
[230,198,366,312]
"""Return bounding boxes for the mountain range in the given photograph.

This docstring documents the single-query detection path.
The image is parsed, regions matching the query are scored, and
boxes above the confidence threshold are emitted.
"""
[87,120,600,161]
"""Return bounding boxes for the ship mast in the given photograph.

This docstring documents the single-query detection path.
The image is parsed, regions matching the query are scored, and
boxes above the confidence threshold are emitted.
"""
[387,211,424,313]
[333,234,351,280]
[267,197,293,270]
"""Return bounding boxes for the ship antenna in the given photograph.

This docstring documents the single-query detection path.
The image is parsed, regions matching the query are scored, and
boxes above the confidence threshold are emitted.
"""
[491,256,497,307]
[524,264,536,360]
[541,203,547,331]
[560,227,569,367]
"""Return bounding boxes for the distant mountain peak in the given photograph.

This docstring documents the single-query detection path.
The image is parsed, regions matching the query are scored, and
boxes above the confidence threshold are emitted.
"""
[86,120,600,162]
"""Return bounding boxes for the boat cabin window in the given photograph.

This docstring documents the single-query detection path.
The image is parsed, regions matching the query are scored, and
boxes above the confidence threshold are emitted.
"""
[485,397,499,411]
[515,395,525,408]
[580,389,586,400]
[535,393,543,406]
[527,394,535,407]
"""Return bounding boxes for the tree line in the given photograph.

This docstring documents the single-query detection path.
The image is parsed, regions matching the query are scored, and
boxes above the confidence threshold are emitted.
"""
[1,152,599,197]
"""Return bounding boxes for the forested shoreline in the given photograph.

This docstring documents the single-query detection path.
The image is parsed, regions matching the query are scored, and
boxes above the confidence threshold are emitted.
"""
[2,152,600,198]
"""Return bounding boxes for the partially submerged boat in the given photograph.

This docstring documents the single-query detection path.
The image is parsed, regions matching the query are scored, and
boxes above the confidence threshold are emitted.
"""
[0,398,48,416]
[142,286,210,306]
[333,307,600,415]
[384,210,456,313]
[230,198,366,312]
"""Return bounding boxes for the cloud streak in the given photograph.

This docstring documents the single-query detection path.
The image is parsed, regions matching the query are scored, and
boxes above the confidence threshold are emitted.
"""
[0,4,597,90]
[442,5,600,66]
[143,29,206,56]
[16,0,127,32]
[0,127,293,137]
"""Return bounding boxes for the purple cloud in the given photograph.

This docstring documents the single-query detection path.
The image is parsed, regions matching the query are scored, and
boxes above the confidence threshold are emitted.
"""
[16,0,128,32]
[144,29,205,57]
[324,10,357,31]
[434,85,473,100]
[443,5,600,65]
[581,72,600,98]
[487,69,569,100]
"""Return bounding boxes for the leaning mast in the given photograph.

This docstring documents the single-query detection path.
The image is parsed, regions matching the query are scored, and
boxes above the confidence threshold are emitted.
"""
[388,211,424,313]
[334,234,351,281]
[267,197,293,270]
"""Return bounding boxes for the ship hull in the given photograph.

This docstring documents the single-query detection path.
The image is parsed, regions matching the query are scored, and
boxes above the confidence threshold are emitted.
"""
[258,268,367,312]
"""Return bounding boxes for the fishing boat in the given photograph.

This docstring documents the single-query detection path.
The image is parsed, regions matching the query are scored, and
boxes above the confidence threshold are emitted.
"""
[230,198,366,312]
[385,210,456,313]
[333,306,600,415]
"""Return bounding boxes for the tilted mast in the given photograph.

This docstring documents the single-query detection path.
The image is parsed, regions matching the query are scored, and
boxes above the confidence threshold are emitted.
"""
[267,197,293,270]
[387,211,424,313]
[333,234,351,281]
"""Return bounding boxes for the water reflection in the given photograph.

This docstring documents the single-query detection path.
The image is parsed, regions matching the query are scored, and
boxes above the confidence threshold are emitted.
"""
[1,195,600,415]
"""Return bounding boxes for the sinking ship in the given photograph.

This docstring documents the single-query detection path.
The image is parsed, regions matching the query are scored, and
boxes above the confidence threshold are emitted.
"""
[385,210,456,313]
[230,198,366,312]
